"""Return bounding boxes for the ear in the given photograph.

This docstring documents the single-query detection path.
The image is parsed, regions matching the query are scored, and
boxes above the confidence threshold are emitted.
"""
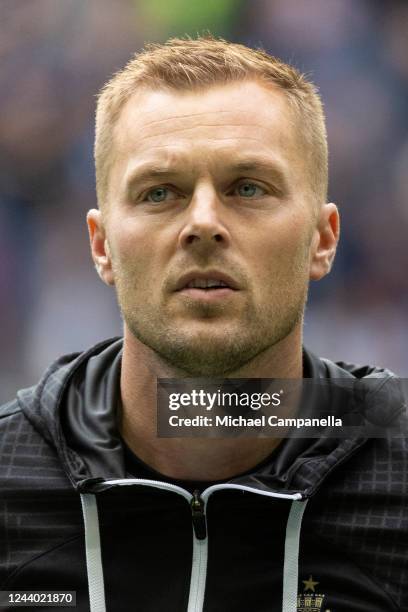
[309,203,340,281]
[86,209,115,286]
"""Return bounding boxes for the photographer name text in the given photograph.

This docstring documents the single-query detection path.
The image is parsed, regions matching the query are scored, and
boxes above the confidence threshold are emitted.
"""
[168,415,343,428]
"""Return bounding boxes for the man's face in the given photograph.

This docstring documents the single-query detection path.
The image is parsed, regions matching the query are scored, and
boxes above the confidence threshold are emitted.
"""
[89,81,334,376]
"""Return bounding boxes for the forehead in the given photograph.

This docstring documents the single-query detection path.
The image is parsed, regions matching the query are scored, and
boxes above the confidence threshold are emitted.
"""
[112,81,304,179]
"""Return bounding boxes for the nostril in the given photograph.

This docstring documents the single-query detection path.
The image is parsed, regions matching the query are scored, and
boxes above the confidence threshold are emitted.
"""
[181,230,226,247]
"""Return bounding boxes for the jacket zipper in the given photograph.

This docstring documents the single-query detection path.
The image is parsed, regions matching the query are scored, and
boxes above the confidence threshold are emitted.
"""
[191,489,207,539]
[85,478,302,612]
[188,489,208,612]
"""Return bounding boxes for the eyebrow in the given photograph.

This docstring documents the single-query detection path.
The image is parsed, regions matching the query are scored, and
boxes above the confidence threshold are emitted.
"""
[124,165,180,196]
[229,159,287,178]
[124,156,289,195]
[132,166,177,181]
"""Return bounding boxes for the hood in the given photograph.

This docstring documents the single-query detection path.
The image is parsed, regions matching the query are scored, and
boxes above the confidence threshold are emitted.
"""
[17,337,403,497]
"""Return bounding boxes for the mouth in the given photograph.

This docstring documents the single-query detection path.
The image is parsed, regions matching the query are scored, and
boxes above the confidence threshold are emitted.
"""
[175,271,239,300]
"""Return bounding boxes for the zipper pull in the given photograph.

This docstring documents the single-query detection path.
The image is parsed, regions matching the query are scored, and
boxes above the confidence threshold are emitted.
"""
[191,489,207,540]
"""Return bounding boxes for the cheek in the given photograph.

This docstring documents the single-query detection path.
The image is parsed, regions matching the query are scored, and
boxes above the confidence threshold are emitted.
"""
[250,222,311,288]
[108,220,168,290]
[108,225,147,278]
[109,215,147,255]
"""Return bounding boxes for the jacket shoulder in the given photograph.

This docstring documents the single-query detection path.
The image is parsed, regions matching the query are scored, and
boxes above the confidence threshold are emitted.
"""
[308,423,408,609]
[0,394,71,488]
[0,398,21,419]
[0,398,82,589]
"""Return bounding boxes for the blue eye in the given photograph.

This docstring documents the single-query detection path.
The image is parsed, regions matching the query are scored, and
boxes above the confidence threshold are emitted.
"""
[237,182,265,198]
[144,186,180,203]
[146,187,171,203]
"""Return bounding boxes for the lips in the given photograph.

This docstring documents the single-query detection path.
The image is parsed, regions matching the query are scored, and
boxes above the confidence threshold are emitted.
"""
[175,271,239,291]
[185,278,229,289]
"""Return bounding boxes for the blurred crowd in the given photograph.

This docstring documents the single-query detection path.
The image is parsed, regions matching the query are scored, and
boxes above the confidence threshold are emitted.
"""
[1,0,407,401]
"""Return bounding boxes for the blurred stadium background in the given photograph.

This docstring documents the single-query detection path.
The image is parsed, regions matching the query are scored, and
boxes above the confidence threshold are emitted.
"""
[1,0,407,402]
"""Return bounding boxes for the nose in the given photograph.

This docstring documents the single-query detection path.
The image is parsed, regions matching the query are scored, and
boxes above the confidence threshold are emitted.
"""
[178,185,230,250]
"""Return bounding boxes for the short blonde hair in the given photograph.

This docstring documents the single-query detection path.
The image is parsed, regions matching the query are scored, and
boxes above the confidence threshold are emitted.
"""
[95,36,328,208]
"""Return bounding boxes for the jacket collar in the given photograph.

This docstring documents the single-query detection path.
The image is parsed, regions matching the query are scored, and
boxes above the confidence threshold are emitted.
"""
[18,337,399,495]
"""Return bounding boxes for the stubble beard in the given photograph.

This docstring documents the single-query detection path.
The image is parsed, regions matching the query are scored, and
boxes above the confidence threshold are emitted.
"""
[114,269,309,378]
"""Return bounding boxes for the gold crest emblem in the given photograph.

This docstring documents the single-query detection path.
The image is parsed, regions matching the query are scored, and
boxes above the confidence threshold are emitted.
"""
[297,575,329,611]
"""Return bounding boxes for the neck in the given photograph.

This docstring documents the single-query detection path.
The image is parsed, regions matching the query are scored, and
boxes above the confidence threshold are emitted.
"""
[119,325,303,482]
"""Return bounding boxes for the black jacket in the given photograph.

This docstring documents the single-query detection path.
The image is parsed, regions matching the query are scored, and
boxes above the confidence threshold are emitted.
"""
[1,338,407,611]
